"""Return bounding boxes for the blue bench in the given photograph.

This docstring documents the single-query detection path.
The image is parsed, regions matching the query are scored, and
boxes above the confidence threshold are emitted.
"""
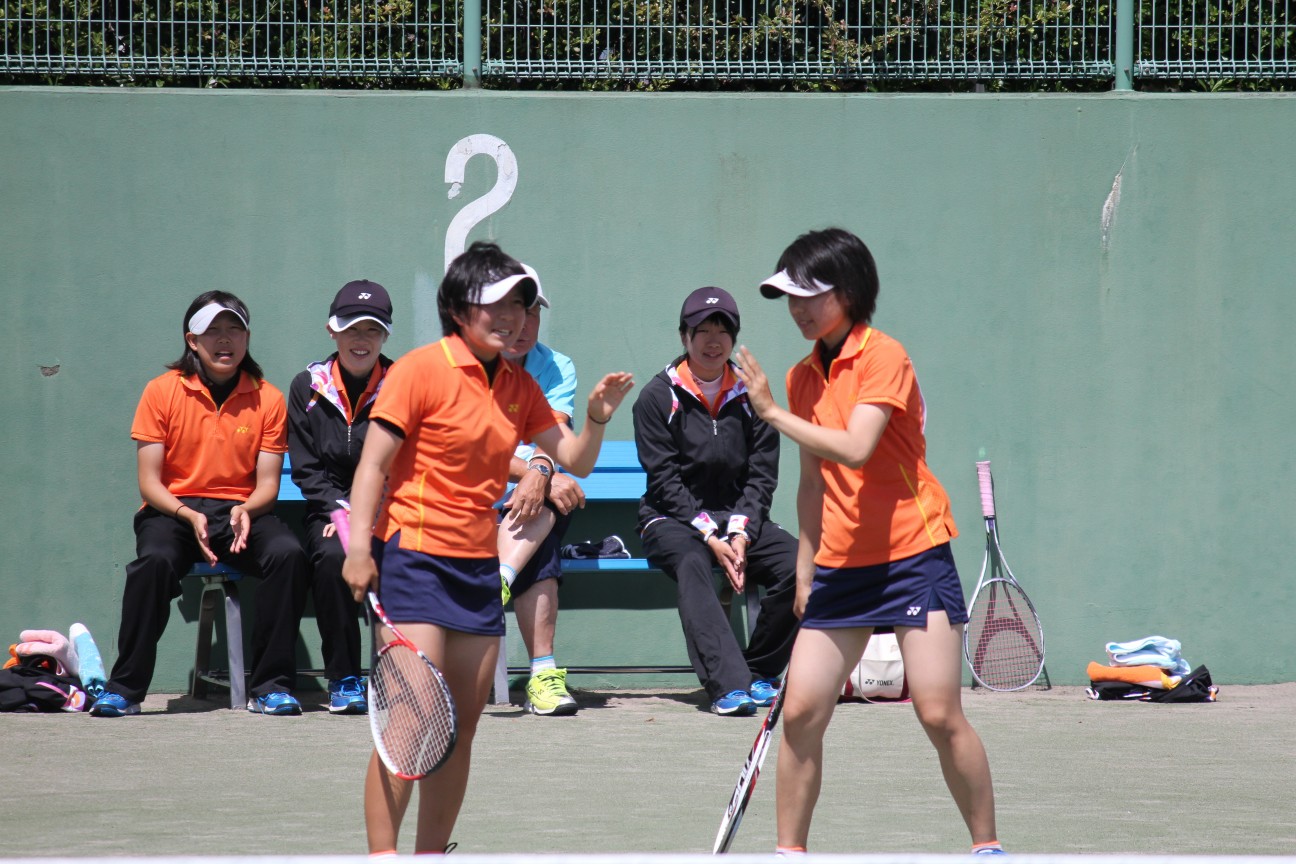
[189,444,757,707]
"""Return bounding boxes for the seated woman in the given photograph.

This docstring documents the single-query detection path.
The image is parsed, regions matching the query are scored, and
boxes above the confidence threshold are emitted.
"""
[92,291,309,717]
[288,279,396,714]
[631,286,799,717]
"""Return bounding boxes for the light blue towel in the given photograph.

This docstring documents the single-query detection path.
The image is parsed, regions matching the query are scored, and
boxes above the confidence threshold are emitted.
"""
[1105,635,1191,676]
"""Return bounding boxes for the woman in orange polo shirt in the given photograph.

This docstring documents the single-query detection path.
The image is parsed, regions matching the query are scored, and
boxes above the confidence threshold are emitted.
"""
[341,242,633,855]
[92,291,309,718]
[735,228,1002,855]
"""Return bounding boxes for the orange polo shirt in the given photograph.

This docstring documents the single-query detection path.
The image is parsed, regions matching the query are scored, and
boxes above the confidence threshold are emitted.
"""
[131,370,288,501]
[371,334,557,558]
[787,323,957,568]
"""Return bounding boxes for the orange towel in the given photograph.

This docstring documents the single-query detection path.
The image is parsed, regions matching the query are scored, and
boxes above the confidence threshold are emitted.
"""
[1086,661,1180,689]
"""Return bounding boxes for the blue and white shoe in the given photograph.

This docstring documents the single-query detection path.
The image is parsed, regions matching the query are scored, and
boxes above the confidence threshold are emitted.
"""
[88,691,140,717]
[328,676,368,715]
[749,678,781,707]
[711,689,757,716]
[247,692,302,715]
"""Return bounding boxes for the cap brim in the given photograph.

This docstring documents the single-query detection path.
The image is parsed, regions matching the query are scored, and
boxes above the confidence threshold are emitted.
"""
[329,313,392,334]
[188,301,249,334]
[524,264,549,308]
[759,269,834,298]
[479,272,539,307]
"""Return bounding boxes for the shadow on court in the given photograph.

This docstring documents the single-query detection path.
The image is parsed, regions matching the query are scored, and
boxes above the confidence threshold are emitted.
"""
[2,684,1294,856]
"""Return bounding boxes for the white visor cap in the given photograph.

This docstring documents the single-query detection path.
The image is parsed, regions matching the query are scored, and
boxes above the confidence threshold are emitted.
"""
[759,269,835,299]
[189,301,250,334]
[479,263,548,308]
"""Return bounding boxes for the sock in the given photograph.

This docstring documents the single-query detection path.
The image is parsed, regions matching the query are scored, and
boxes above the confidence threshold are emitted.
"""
[972,841,1004,854]
[499,563,517,588]
[369,851,398,859]
[531,654,556,675]
[775,846,807,857]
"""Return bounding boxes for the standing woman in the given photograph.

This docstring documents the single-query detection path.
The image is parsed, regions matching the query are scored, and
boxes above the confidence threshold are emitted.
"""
[341,242,634,854]
[734,228,1002,854]
[288,280,396,714]
[92,291,309,717]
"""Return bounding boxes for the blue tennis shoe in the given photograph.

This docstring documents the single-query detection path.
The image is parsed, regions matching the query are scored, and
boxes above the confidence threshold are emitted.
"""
[749,678,781,707]
[328,676,368,715]
[712,689,757,716]
[247,692,302,715]
[88,691,140,717]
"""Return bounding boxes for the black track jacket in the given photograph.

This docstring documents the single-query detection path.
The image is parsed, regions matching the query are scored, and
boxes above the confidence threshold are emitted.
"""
[632,357,782,540]
[287,353,393,521]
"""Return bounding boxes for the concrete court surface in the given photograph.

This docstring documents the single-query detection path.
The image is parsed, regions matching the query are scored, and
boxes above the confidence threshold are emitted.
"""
[1,683,1293,858]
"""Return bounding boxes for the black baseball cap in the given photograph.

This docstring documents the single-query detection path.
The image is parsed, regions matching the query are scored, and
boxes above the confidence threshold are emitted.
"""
[329,280,393,334]
[679,286,740,333]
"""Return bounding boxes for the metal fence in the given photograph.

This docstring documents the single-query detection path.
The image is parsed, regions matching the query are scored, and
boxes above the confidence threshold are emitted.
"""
[2,0,1293,85]
[1137,1,1294,80]
[482,0,1114,81]
[1,0,461,79]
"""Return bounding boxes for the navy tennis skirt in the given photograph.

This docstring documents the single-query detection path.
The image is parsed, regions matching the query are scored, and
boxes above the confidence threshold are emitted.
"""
[372,532,503,636]
[800,543,969,630]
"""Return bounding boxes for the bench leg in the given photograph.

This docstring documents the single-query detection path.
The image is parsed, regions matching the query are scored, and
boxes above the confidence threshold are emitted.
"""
[490,635,510,705]
[192,582,219,699]
[221,582,246,710]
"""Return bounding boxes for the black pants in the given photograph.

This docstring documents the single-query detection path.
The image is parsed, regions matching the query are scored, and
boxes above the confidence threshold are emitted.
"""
[643,518,799,702]
[303,513,363,680]
[106,499,309,703]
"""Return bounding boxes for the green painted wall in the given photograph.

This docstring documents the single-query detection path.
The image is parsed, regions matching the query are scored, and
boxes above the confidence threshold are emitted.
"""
[2,88,1293,691]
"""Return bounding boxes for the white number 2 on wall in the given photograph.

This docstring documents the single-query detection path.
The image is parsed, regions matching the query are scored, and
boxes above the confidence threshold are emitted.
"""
[444,134,518,274]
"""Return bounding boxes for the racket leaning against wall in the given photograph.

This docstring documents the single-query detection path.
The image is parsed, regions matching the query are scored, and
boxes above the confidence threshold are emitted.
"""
[713,676,788,853]
[964,461,1048,691]
[331,507,458,779]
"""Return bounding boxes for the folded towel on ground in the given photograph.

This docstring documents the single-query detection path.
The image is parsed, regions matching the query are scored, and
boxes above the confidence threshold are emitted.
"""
[1086,660,1180,689]
[1105,635,1191,675]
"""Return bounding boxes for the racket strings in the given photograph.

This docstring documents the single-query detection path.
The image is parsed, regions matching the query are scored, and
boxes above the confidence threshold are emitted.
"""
[967,580,1044,690]
[371,646,456,778]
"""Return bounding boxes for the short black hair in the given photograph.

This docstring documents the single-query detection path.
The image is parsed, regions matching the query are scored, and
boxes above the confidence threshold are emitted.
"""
[167,290,263,381]
[776,227,879,326]
[438,241,527,336]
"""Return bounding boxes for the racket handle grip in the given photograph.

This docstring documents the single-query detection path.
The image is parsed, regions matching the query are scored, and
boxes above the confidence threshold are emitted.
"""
[330,506,351,554]
[976,460,995,518]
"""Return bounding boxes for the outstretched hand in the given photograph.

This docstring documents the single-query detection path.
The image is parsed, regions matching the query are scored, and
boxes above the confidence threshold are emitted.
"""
[586,372,635,425]
[734,346,777,418]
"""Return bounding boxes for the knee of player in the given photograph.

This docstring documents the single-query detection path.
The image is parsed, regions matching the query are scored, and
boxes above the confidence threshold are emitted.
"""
[912,700,963,738]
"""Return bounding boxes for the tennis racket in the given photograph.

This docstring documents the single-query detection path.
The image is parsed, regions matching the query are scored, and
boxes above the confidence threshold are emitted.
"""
[713,679,787,853]
[365,591,458,780]
[965,461,1046,691]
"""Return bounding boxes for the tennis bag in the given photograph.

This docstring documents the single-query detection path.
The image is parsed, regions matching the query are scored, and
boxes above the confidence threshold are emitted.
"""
[0,654,90,712]
[840,632,910,703]
[1086,665,1218,703]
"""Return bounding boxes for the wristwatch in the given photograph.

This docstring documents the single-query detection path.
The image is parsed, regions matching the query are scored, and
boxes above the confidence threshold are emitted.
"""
[528,462,553,478]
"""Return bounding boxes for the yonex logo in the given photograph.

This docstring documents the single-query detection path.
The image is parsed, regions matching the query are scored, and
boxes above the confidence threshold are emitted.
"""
[906,606,922,616]
[236,425,250,434]
[706,297,719,305]
[508,402,520,413]
[358,292,372,299]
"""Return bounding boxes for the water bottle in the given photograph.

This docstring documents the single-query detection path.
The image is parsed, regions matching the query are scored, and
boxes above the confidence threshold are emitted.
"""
[69,622,107,698]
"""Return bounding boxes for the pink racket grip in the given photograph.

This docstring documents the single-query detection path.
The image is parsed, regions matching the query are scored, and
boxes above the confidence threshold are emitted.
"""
[330,506,351,554]
[976,461,995,518]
